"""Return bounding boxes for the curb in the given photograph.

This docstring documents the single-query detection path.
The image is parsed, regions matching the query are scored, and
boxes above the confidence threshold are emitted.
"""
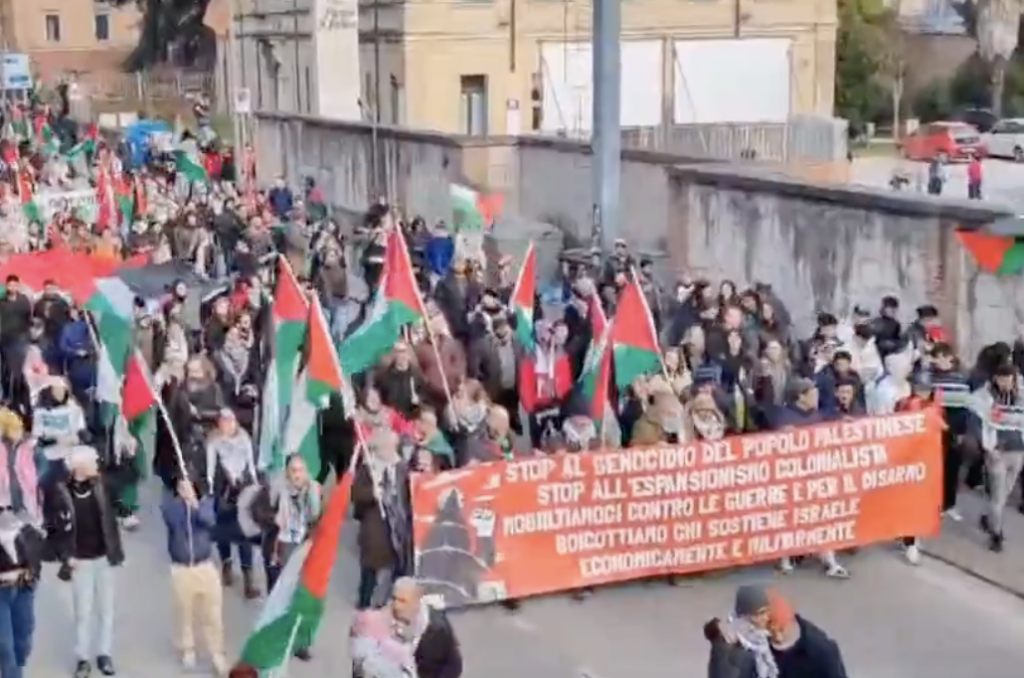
[921,547,1024,602]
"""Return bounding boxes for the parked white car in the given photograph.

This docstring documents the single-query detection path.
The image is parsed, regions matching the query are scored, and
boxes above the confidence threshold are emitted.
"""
[982,118,1024,161]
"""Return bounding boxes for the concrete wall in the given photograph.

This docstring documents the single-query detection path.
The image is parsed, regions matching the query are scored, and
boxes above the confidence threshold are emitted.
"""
[254,112,1020,357]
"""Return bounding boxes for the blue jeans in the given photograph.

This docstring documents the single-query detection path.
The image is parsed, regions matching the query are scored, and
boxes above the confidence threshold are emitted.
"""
[0,585,34,678]
[71,559,114,660]
[216,541,253,570]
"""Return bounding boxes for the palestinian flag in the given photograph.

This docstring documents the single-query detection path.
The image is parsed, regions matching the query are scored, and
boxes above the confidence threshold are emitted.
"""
[17,173,40,224]
[258,256,309,472]
[95,167,115,231]
[115,177,134,226]
[579,294,612,425]
[35,118,59,155]
[122,350,158,456]
[239,463,355,672]
[59,271,136,424]
[956,230,1024,274]
[510,242,536,352]
[118,351,159,510]
[611,278,662,389]
[450,183,502,233]
[173,150,209,184]
[282,294,346,479]
[67,124,98,160]
[338,228,428,375]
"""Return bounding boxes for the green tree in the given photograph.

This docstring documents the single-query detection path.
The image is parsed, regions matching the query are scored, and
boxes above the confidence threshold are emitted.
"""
[106,0,216,71]
[835,0,899,133]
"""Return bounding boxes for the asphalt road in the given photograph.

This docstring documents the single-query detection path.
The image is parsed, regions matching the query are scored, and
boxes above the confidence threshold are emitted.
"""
[27,482,1024,678]
[851,156,1024,212]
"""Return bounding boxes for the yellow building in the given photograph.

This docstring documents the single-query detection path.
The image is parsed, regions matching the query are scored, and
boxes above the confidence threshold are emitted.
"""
[358,0,838,136]
[0,0,142,80]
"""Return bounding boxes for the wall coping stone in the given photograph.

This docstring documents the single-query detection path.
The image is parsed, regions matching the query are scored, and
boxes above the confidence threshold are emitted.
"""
[255,112,1014,225]
[668,164,1015,223]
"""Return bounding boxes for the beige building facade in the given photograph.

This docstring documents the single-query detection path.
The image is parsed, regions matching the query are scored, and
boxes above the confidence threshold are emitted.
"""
[359,0,838,135]
[0,0,141,79]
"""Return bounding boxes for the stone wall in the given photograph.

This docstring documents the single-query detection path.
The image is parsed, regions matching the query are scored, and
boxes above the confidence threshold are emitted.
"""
[253,112,1020,357]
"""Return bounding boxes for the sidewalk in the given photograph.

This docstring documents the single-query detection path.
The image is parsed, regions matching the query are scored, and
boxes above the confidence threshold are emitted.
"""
[922,490,1024,597]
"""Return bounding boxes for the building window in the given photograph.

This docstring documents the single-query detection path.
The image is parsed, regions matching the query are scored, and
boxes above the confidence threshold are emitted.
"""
[45,14,61,42]
[460,75,488,136]
[95,14,110,41]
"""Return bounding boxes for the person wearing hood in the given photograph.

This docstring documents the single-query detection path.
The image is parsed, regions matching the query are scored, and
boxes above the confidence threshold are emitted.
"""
[774,381,847,579]
[711,584,775,678]
[868,342,927,565]
[631,389,684,446]
[969,362,1024,553]
[206,409,260,598]
[866,342,914,417]
[685,393,729,442]
[766,591,849,678]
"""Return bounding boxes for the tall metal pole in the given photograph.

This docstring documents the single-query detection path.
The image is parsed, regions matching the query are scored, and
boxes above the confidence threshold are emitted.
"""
[591,0,621,254]
[228,0,242,150]
[371,2,381,198]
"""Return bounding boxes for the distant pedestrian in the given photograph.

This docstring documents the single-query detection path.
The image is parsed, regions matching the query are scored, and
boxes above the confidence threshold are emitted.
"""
[967,154,983,199]
[927,157,945,196]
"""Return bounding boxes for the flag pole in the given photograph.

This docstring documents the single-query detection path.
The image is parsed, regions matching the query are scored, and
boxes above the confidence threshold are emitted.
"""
[630,266,670,381]
[392,227,456,413]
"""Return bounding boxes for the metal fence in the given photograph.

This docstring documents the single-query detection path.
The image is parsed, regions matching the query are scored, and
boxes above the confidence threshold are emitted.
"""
[75,70,216,104]
[621,115,849,164]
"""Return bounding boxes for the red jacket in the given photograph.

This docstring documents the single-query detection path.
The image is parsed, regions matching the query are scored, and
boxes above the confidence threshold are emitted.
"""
[968,159,982,184]
[519,352,572,413]
[204,152,223,180]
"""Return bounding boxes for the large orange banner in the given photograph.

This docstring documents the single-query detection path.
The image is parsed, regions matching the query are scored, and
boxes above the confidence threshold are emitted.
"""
[411,411,944,608]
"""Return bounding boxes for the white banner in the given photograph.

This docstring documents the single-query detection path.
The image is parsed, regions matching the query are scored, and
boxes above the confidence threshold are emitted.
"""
[36,189,97,222]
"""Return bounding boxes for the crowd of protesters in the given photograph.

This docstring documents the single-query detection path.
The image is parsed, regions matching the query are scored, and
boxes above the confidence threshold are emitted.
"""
[0,90,1015,678]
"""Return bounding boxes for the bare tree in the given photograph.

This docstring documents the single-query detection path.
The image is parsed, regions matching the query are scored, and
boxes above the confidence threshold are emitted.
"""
[975,0,1024,116]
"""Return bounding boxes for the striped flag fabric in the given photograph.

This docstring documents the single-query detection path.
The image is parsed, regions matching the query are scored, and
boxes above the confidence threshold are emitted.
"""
[238,463,355,672]
[258,256,309,472]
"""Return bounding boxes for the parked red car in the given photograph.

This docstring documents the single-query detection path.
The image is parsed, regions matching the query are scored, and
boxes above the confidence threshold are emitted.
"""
[900,122,987,161]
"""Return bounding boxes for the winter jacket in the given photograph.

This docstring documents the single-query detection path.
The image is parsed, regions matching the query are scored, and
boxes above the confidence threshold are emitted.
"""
[425,235,455,277]
[160,490,217,566]
[268,187,294,219]
[771,615,849,678]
